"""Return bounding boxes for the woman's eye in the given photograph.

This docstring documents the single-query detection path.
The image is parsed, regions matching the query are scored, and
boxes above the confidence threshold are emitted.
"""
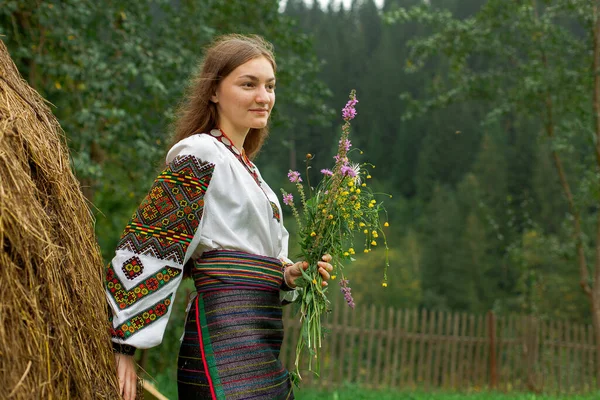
[242,82,254,88]
[267,84,276,90]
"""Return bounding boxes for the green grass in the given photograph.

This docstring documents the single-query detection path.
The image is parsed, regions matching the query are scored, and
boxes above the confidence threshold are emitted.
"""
[294,386,600,400]
[149,372,600,400]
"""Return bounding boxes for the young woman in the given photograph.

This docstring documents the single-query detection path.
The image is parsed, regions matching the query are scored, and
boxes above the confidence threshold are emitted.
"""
[106,34,333,400]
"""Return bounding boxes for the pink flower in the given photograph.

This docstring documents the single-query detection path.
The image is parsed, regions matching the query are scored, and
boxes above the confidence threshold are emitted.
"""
[340,165,357,177]
[321,169,333,176]
[334,155,348,165]
[340,138,352,152]
[340,279,355,308]
[342,98,358,121]
[288,171,302,183]
[282,193,294,206]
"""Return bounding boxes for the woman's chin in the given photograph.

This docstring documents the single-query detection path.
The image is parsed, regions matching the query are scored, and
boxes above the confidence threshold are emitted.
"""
[250,120,269,129]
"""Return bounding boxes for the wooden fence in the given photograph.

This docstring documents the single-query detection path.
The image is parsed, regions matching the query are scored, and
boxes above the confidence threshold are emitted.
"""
[280,296,599,394]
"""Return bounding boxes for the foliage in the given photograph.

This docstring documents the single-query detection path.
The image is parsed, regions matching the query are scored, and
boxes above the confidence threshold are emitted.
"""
[0,0,332,259]
[380,0,597,320]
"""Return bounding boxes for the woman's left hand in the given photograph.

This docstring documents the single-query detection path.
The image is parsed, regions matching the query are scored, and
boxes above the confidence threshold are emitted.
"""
[284,254,333,288]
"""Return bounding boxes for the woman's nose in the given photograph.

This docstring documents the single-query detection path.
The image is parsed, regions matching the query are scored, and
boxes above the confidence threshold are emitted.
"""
[255,86,270,104]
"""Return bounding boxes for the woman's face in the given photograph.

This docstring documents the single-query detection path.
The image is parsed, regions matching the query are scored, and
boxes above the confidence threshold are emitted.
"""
[212,56,276,140]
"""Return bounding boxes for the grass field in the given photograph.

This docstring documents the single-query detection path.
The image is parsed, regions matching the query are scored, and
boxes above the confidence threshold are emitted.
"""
[151,373,600,400]
[294,387,600,400]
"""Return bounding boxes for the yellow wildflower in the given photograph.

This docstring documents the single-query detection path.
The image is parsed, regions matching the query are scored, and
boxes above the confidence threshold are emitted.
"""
[364,249,369,253]
[344,252,349,257]
[312,279,317,284]
[384,222,390,227]
[370,199,377,204]
[349,248,355,255]
[348,181,354,187]
[306,153,312,159]
[331,275,337,280]
[368,204,374,208]
[322,209,327,214]
[372,230,377,235]
[310,231,316,237]
[364,229,368,234]
[350,188,355,193]
[367,174,372,179]
[342,191,349,196]
[359,222,366,227]
[371,240,377,246]
[328,214,333,220]
[374,233,379,238]
[362,183,367,187]
[356,189,361,194]
[382,282,388,288]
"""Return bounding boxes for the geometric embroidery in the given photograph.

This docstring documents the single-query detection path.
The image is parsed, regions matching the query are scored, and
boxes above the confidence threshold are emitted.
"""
[117,155,214,264]
[269,201,280,223]
[110,294,173,339]
[122,256,144,280]
[106,262,181,310]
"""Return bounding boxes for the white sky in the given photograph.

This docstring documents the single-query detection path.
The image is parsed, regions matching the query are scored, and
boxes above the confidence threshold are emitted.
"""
[279,0,385,12]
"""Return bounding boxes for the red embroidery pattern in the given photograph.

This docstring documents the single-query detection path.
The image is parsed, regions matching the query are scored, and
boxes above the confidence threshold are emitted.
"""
[122,256,144,280]
[110,294,173,339]
[117,155,214,264]
[106,262,181,310]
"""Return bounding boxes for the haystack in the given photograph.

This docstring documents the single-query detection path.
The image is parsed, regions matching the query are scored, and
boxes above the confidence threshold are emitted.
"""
[0,40,122,398]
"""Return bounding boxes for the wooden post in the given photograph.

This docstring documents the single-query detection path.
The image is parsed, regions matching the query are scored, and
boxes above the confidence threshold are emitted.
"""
[364,304,377,386]
[390,309,403,389]
[336,299,350,387]
[418,309,428,384]
[488,311,498,389]
[442,311,452,388]
[382,307,395,388]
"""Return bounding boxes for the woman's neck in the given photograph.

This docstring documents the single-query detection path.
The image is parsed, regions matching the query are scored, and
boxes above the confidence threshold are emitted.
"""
[218,122,248,152]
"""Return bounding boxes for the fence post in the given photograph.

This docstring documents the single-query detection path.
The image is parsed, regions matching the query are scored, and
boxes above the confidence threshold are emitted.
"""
[488,311,497,389]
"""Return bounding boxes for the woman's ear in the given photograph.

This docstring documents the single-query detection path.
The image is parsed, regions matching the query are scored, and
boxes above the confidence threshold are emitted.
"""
[211,93,218,103]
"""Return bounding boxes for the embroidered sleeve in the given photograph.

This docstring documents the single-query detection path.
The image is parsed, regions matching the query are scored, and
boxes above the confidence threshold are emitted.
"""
[106,154,215,351]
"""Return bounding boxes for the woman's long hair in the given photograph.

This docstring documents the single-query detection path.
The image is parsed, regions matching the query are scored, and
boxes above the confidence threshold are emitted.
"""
[170,34,277,159]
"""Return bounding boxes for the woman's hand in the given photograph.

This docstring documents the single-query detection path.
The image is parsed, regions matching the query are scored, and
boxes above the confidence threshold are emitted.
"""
[284,254,333,288]
[115,353,137,400]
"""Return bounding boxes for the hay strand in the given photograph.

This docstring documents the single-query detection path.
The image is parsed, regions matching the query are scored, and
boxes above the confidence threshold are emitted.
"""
[0,39,121,399]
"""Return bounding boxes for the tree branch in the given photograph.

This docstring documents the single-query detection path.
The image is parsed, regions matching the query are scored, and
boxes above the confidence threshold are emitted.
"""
[592,3,600,294]
[534,0,592,296]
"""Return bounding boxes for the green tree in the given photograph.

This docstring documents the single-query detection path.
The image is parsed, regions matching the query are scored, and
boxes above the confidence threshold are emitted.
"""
[385,0,600,381]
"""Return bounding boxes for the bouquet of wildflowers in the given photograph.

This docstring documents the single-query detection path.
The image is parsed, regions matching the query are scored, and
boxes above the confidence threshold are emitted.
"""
[281,90,390,381]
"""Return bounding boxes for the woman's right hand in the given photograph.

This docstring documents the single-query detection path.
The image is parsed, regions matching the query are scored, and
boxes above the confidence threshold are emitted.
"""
[115,353,137,400]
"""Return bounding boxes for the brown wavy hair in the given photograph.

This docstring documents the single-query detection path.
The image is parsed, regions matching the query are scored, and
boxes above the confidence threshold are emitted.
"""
[170,34,277,159]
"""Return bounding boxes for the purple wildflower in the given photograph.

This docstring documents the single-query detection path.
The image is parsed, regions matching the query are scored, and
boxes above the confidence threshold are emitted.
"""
[340,278,355,308]
[287,171,302,183]
[334,155,348,165]
[342,98,358,121]
[339,138,352,152]
[321,169,333,176]
[340,165,357,177]
[282,193,294,206]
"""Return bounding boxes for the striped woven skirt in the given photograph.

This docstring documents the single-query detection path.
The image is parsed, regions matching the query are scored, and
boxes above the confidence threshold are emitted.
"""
[177,250,294,399]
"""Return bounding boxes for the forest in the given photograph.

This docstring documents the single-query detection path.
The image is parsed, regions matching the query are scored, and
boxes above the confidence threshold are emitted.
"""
[2,0,599,393]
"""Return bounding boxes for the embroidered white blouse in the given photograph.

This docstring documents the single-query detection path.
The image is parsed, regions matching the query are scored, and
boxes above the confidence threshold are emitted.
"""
[106,129,295,351]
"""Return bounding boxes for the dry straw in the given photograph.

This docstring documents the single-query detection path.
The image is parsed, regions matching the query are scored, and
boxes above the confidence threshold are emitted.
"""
[0,39,123,398]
